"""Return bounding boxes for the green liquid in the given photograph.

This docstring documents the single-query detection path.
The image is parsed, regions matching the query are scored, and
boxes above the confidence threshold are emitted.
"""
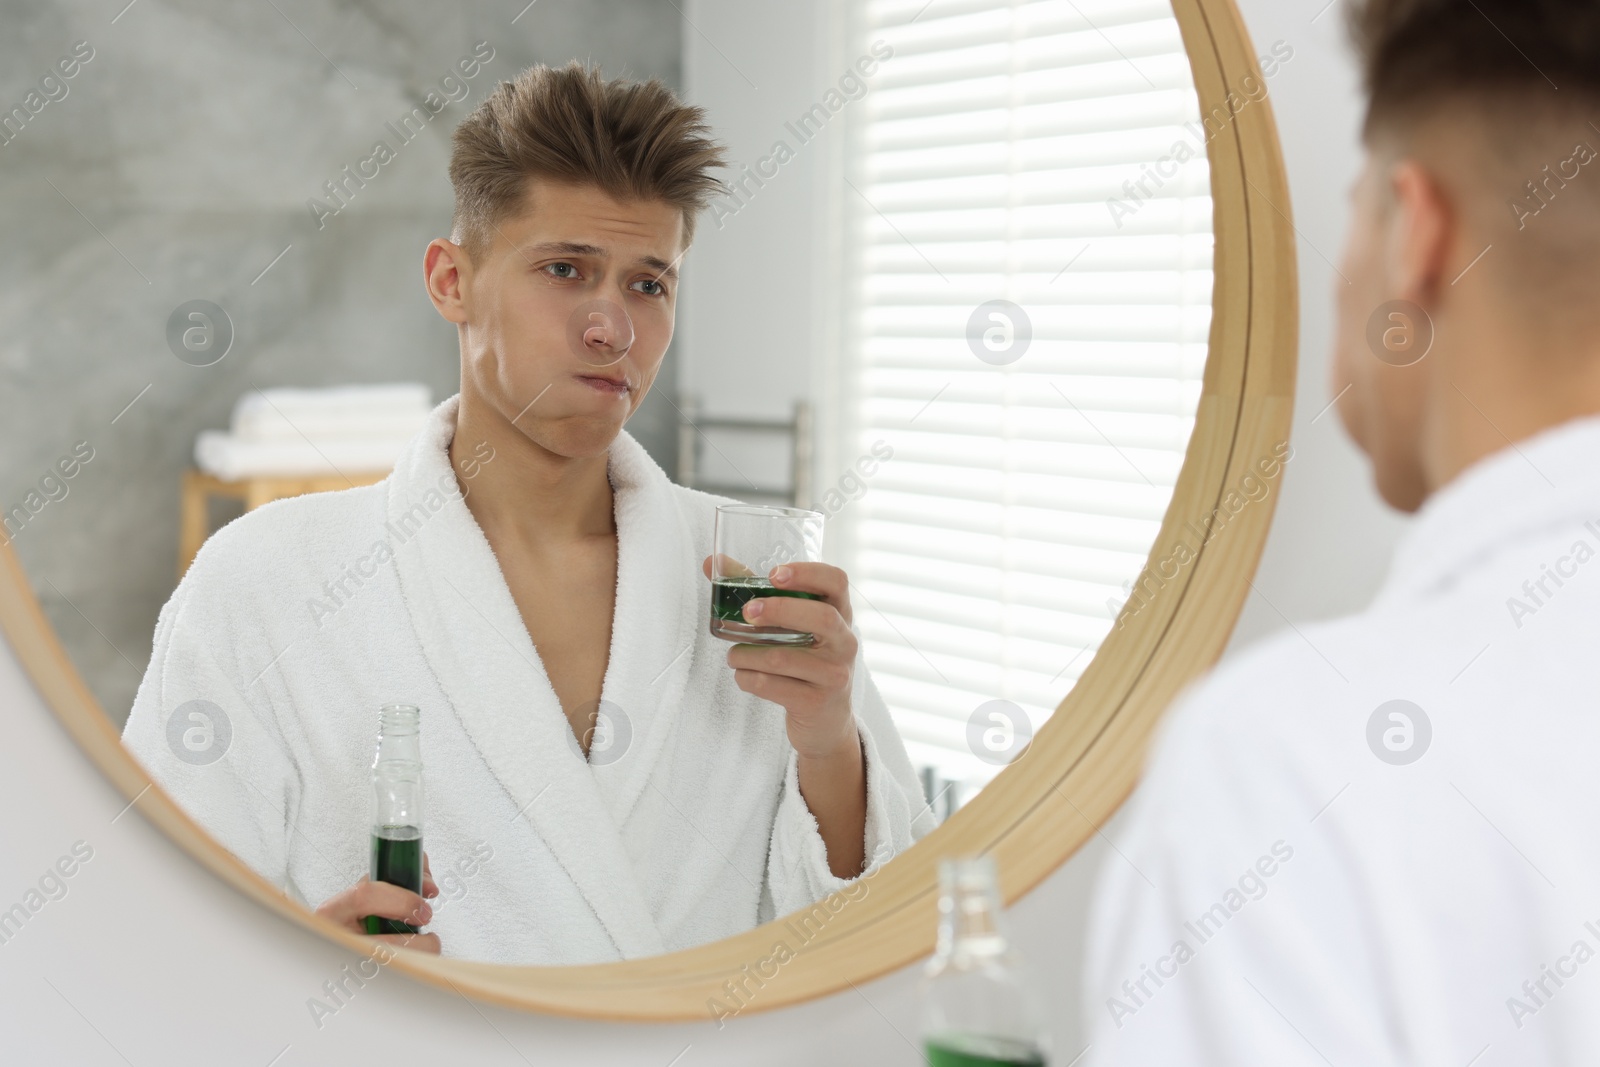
[923,1034,1048,1067]
[711,576,820,622]
[363,826,423,936]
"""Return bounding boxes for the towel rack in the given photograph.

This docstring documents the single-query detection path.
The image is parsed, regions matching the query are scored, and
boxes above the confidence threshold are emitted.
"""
[674,394,812,509]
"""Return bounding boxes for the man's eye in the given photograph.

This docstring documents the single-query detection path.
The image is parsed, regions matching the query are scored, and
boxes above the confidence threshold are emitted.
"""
[545,262,577,279]
[633,278,664,296]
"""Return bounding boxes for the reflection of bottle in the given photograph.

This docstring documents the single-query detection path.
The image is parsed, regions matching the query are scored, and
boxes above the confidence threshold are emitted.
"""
[364,704,423,936]
[920,857,1050,1066]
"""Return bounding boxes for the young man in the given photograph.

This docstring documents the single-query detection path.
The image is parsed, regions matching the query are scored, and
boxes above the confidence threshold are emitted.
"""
[123,62,933,964]
[1084,1,1600,1063]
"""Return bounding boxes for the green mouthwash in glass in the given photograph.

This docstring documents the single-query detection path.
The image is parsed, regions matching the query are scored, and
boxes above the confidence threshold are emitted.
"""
[363,703,425,937]
[711,575,821,620]
[924,1034,1048,1067]
[710,505,827,645]
[710,575,821,645]
[919,857,1051,1066]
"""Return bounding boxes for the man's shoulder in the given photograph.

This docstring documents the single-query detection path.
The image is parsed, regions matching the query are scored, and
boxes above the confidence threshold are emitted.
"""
[1181,613,1370,717]
[666,483,747,529]
[1150,608,1398,780]
[181,479,389,598]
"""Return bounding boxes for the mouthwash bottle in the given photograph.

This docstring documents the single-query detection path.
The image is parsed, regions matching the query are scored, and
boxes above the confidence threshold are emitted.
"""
[364,703,424,936]
[920,856,1050,1066]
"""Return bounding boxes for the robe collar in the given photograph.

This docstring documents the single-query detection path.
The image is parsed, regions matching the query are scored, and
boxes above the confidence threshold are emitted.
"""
[382,393,700,958]
[1377,413,1600,607]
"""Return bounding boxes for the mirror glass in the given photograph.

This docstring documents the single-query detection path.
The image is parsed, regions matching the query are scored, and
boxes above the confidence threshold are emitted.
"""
[1,0,1211,966]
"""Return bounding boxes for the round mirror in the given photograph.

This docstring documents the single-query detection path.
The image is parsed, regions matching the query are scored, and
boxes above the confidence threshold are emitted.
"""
[0,0,1294,1018]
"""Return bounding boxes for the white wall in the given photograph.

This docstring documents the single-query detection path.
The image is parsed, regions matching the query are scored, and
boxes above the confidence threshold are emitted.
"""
[0,2,1403,1063]
[676,0,847,498]
[1223,0,1413,653]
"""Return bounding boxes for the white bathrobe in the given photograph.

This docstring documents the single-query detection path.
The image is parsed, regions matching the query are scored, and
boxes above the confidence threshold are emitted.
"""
[1083,414,1600,1066]
[123,394,933,965]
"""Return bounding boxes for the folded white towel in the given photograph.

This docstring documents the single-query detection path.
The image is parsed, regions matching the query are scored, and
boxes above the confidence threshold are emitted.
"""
[232,383,431,440]
[229,409,430,445]
[194,430,415,480]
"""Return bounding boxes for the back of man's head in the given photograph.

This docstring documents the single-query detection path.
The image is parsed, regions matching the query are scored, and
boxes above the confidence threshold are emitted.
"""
[1353,0,1600,132]
[1331,1,1600,511]
[1349,0,1600,297]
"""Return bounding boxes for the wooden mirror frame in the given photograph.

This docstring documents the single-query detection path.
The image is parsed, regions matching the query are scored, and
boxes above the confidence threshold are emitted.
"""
[0,0,1296,1022]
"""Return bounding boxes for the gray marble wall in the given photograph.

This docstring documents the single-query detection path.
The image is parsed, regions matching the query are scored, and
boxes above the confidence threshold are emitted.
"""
[0,0,684,725]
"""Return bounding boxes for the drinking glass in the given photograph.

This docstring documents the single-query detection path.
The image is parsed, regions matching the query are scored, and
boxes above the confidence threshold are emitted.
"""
[710,504,826,645]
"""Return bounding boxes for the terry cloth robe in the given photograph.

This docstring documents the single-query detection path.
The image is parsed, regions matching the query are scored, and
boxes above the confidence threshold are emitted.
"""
[1082,414,1600,1065]
[122,393,935,965]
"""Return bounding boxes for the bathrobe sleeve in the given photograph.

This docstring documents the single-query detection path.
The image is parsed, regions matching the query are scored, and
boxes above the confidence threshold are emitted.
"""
[764,621,935,916]
[121,548,305,904]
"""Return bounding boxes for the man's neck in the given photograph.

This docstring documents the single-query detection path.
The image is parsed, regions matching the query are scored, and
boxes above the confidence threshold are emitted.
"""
[1422,327,1600,498]
[449,388,616,548]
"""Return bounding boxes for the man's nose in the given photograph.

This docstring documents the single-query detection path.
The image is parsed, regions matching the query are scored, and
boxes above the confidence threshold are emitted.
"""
[569,298,635,366]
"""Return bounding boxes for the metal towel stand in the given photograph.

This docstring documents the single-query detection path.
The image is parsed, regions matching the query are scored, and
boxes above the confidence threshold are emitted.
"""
[674,394,813,509]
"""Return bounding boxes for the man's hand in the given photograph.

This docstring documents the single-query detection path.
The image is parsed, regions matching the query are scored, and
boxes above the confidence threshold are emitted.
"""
[703,557,868,877]
[315,852,442,954]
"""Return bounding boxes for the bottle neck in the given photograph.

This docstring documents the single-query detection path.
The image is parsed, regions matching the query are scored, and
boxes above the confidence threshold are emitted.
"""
[935,859,1008,959]
[372,705,422,831]
[374,704,421,766]
[375,733,421,765]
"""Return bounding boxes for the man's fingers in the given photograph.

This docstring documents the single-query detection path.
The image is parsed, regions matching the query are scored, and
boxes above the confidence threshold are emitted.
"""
[739,595,853,650]
[733,668,817,709]
[767,562,852,625]
[364,881,432,924]
[422,852,439,898]
[706,553,756,579]
[373,932,442,955]
[346,880,432,926]
[316,877,435,940]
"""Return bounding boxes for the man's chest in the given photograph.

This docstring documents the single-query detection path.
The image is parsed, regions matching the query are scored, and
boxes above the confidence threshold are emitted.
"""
[497,541,618,725]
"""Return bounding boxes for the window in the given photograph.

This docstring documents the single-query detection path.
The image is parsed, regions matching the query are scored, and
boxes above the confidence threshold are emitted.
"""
[838,0,1214,811]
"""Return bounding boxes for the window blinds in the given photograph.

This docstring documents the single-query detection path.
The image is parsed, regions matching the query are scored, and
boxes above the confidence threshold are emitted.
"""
[840,0,1214,808]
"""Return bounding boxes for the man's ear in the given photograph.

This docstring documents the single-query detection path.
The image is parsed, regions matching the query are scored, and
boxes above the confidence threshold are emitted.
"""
[1385,160,1454,307]
[425,238,471,325]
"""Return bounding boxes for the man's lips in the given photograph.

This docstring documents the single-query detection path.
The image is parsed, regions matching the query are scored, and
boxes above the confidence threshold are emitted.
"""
[576,372,629,392]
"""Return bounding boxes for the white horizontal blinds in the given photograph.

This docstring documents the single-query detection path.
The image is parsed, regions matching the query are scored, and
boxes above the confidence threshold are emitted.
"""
[845,0,1213,798]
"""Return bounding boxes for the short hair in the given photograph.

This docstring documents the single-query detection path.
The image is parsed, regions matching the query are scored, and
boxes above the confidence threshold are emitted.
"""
[1349,0,1600,135]
[448,61,727,264]
[1349,1,1600,331]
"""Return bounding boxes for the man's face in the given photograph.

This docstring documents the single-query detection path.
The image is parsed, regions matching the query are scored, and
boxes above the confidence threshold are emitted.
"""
[1330,154,1433,512]
[443,180,684,458]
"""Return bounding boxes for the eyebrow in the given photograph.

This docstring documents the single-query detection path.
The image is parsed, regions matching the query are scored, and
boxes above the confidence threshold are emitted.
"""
[525,241,602,258]
[522,241,679,281]
[640,255,680,281]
